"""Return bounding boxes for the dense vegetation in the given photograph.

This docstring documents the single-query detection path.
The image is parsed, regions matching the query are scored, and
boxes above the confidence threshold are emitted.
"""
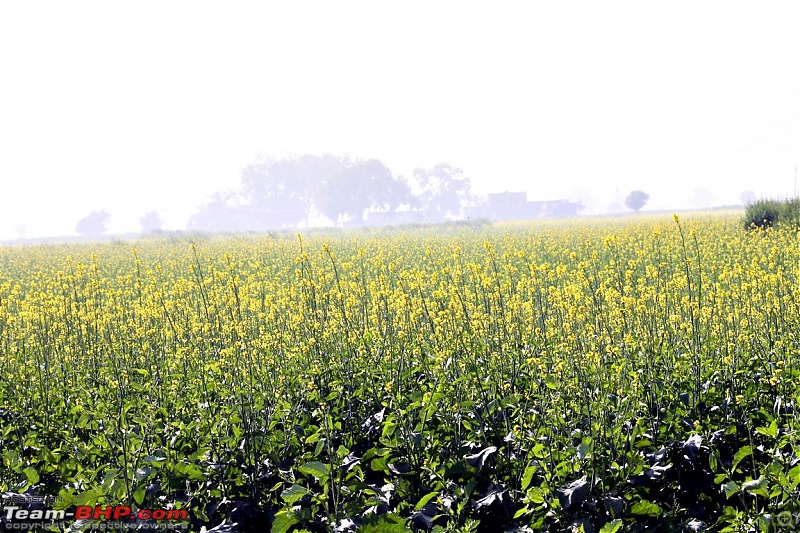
[1,214,799,532]
[743,198,800,229]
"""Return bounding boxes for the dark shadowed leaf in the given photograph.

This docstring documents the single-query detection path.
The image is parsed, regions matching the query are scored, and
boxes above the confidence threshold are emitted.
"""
[387,462,411,475]
[465,446,497,470]
[686,519,708,531]
[603,495,624,517]
[205,520,238,532]
[683,434,702,462]
[473,486,506,509]
[410,502,438,531]
[557,476,590,510]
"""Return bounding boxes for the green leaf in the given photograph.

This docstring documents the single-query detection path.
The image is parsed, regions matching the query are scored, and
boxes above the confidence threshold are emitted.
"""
[23,466,39,485]
[281,484,310,505]
[415,492,439,511]
[732,446,753,471]
[722,480,739,499]
[741,476,768,497]
[755,420,778,439]
[708,451,719,473]
[600,519,623,533]
[544,377,559,390]
[789,464,800,490]
[314,439,325,458]
[358,513,408,532]
[305,429,322,444]
[532,443,547,459]
[174,461,205,481]
[133,485,146,506]
[381,421,398,439]
[74,489,102,506]
[526,486,545,504]
[298,461,329,484]
[521,463,538,490]
[630,500,662,517]
[271,510,299,533]
[577,438,592,461]
[513,507,530,519]
[54,489,74,509]
[371,457,389,472]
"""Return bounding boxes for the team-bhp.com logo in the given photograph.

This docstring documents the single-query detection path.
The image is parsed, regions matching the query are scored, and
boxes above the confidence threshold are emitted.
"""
[2,495,189,531]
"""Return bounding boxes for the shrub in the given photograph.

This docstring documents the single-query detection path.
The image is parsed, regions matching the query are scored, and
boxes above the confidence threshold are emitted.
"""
[780,197,800,227]
[743,198,787,229]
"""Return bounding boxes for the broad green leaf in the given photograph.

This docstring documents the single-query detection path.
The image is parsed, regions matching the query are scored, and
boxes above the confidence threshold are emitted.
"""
[358,513,408,532]
[298,461,329,483]
[381,421,397,439]
[415,491,439,510]
[789,464,800,490]
[577,438,592,461]
[600,519,623,533]
[708,451,719,473]
[722,480,739,499]
[526,486,545,504]
[74,489,103,506]
[532,443,547,459]
[280,484,310,505]
[630,500,662,517]
[133,485,146,506]
[755,420,778,439]
[521,463,538,490]
[271,510,299,533]
[732,446,753,471]
[741,476,768,497]
[513,507,530,519]
[23,466,39,485]
[371,457,389,472]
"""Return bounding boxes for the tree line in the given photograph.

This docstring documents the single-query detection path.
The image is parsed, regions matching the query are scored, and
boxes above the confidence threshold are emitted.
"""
[187,154,472,232]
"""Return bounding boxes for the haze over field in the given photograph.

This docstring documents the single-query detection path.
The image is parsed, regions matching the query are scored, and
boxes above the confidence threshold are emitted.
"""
[0,1,798,239]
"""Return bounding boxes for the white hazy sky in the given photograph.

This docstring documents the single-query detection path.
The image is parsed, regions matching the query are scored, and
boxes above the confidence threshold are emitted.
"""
[1,1,798,238]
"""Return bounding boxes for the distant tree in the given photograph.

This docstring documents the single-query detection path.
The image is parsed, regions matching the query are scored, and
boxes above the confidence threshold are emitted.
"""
[241,154,349,228]
[139,211,164,233]
[317,159,409,225]
[187,193,256,233]
[76,210,110,236]
[624,190,649,213]
[412,163,471,217]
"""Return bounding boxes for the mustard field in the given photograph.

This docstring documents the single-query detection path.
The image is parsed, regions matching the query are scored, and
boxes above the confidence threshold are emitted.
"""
[1,214,799,532]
